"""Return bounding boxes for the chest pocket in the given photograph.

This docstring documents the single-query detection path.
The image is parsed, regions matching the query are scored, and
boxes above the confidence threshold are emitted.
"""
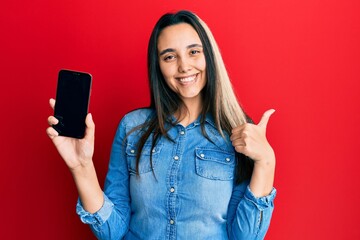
[195,148,235,181]
[126,143,163,174]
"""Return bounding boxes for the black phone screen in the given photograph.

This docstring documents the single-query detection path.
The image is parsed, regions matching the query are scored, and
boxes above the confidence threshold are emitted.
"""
[53,69,92,138]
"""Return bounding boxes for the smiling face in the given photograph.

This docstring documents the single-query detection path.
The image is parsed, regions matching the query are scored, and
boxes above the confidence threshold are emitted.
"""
[157,23,207,106]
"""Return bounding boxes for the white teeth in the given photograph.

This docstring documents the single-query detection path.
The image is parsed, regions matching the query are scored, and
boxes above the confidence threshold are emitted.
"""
[179,74,196,83]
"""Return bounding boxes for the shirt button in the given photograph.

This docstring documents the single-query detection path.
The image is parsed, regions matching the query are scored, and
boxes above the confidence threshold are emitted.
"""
[225,157,230,162]
[170,219,175,225]
[170,187,175,193]
[130,149,135,154]
[200,153,205,158]
[152,149,156,153]
[180,131,185,135]
[174,156,179,160]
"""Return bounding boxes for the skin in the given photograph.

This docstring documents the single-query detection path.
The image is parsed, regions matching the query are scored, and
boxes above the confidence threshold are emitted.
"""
[46,23,275,215]
[157,23,207,126]
[230,109,276,197]
[47,99,102,213]
[157,23,276,197]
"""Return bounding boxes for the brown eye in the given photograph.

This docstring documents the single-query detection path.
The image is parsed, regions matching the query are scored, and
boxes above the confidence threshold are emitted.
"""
[190,50,200,55]
[164,55,175,61]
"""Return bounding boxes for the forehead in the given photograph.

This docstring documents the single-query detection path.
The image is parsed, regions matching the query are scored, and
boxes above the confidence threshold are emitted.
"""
[157,23,202,50]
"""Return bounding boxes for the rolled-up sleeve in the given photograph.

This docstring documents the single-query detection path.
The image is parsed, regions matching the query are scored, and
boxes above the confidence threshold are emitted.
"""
[76,194,114,226]
[227,181,276,240]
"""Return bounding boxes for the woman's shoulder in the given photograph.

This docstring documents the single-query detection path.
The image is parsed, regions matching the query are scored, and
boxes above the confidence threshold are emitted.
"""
[121,107,155,127]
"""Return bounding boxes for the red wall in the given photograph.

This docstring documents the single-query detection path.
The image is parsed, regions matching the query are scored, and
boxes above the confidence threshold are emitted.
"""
[1,0,359,239]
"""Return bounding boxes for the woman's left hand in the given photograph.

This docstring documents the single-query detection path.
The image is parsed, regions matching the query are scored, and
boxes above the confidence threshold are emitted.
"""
[231,109,276,197]
[230,109,275,165]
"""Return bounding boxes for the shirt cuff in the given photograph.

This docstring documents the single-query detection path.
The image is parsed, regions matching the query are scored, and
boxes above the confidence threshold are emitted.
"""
[76,193,114,225]
[244,185,277,211]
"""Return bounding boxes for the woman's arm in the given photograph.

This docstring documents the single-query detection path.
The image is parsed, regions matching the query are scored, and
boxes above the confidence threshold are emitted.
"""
[230,109,276,197]
[47,99,131,239]
[227,181,276,240]
[228,109,276,239]
[46,98,104,213]
[77,116,131,239]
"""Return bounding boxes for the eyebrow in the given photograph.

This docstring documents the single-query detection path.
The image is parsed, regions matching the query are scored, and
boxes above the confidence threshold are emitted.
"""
[159,44,203,56]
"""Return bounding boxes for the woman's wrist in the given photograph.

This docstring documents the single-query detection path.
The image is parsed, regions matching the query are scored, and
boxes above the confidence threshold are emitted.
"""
[250,155,276,197]
[253,147,276,166]
[70,160,104,214]
[70,159,96,178]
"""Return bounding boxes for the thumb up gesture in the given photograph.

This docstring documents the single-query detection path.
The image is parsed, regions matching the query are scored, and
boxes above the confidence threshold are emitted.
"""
[230,109,275,164]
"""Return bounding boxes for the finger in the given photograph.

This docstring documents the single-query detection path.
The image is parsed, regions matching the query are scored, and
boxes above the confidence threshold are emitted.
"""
[47,116,59,126]
[46,126,59,139]
[232,139,246,147]
[230,134,240,142]
[258,109,275,128]
[230,130,247,141]
[84,113,95,139]
[231,124,246,134]
[234,145,247,154]
[49,98,56,110]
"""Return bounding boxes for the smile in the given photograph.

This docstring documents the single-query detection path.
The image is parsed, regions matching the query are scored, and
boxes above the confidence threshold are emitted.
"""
[177,74,198,84]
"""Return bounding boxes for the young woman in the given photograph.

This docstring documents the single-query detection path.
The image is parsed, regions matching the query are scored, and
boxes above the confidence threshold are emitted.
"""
[47,10,276,240]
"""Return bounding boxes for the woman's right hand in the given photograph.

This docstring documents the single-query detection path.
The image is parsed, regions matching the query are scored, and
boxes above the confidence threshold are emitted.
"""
[47,98,104,214]
[46,98,95,173]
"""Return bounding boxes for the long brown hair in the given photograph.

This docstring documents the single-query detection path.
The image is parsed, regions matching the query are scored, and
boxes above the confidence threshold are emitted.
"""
[131,10,253,184]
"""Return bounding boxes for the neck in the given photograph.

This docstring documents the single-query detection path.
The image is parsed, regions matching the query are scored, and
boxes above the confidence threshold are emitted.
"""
[177,96,203,127]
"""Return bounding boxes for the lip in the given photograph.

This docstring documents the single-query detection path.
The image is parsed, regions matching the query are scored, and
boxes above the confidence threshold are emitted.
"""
[176,73,198,85]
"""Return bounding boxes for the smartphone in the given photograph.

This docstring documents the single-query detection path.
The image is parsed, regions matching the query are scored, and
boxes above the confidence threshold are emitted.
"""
[53,69,92,139]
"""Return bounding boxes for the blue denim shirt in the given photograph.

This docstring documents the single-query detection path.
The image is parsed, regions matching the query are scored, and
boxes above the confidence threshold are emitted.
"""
[76,109,276,240]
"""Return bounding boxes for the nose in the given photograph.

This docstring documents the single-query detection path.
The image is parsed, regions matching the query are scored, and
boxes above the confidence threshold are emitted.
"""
[178,56,192,73]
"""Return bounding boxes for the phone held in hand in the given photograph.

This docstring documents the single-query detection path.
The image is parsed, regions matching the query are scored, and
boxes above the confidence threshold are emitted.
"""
[53,69,92,139]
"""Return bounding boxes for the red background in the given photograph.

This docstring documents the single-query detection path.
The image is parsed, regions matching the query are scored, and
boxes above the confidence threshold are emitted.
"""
[1,0,359,239]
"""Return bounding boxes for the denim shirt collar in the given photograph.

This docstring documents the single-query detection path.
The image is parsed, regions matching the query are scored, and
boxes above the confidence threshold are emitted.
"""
[169,112,217,130]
